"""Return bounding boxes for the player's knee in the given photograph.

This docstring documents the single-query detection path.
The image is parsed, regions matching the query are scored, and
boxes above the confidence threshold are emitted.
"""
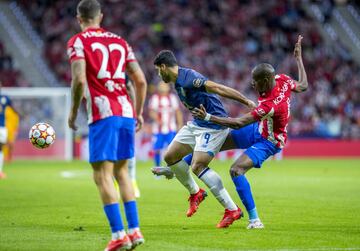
[164,151,178,166]
[191,161,206,176]
[93,172,104,186]
[230,163,246,178]
[93,171,111,187]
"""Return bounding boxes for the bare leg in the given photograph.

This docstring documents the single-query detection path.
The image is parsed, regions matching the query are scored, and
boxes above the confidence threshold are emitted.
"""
[92,161,119,204]
[113,159,134,202]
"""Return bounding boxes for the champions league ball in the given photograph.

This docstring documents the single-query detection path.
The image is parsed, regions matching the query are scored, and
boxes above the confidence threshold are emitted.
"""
[29,123,56,149]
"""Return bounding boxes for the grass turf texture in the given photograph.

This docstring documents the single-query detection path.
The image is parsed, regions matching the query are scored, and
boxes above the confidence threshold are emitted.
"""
[0,159,359,251]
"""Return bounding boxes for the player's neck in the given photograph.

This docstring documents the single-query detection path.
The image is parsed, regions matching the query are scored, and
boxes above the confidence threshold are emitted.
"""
[169,66,179,84]
[81,23,101,31]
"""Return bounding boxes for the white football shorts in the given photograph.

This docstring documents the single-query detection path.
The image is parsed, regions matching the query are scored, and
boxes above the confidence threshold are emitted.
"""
[173,121,229,156]
[0,127,8,144]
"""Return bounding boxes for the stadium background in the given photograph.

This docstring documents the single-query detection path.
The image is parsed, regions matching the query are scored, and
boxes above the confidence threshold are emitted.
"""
[0,0,359,161]
[0,1,360,251]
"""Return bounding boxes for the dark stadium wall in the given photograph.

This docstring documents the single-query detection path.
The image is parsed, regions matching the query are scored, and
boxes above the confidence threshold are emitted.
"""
[282,139,360,158]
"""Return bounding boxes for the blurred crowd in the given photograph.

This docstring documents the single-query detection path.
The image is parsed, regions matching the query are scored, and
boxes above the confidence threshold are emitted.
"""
[0,40,29,87]
[16,0,360,139]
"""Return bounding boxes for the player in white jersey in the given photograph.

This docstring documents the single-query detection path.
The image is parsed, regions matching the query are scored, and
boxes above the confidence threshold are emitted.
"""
[149,82,183,168]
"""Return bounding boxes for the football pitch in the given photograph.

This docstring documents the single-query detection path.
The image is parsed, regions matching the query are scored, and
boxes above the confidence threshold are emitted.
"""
[0,159,359,251]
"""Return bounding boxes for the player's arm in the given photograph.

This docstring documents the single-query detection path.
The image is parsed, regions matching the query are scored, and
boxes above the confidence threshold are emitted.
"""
[293,35,308,93]
[192,104,256,129]
[204,80,256,109]
[175,108,183,130]
[125,78,136,103]
[126,61,147,132]
[68,59,86,130]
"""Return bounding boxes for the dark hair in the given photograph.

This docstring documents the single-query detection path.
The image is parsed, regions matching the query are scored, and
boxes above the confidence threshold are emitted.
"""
[77,0,101,20]
[153,50,178,67]
[252,63,275,80]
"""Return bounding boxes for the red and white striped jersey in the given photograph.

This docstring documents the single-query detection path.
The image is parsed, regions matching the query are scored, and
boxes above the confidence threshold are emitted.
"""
[149,93,179,134]
[67,27,136,124]
[251,74,297,148]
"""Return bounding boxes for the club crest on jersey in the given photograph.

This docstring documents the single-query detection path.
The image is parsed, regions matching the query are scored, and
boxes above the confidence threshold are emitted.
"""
[193,78,204,88]
[255,108,266,117]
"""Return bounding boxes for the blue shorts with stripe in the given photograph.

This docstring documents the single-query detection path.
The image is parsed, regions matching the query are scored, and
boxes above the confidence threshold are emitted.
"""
[230,123,281,168]
[89,116,135,163]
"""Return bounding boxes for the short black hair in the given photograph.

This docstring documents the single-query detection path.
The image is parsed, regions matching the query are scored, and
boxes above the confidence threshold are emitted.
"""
[153,50,178,67]
[77,0,101,20]
[252,63,275,81]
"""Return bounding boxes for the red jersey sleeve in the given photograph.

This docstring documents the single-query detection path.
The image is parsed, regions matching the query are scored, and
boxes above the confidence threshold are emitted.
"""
[125,41,137,63]
[67,36,85,63]
[279,74,297,91]
[251,102,274,121]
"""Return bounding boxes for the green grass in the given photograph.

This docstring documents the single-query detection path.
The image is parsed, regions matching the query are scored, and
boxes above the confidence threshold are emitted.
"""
[0,159,360,251]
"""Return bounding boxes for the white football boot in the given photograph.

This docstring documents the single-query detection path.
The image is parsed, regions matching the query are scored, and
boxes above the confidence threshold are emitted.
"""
[247,219,264,229]
[151,166,175,179]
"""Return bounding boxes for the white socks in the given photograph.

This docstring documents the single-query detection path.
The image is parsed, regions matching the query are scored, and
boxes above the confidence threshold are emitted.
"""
[128,157,136,181]
[169,160,199,194]
[0,152,3,172]
[112,230,126,240]
[198,168,237,211]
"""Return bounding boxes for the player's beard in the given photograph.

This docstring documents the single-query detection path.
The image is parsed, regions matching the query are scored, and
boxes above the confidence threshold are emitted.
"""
[161,73,171,83]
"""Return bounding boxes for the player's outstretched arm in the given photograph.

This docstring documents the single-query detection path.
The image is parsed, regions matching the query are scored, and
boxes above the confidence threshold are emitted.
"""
[192,104,256,129]
[293,35,308,93]
[68,59,86,130]
[204,80,256,109]
[126,61,147,132]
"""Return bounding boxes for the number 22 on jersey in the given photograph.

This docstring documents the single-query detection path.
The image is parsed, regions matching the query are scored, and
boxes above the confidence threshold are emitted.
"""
[91,42,126,80]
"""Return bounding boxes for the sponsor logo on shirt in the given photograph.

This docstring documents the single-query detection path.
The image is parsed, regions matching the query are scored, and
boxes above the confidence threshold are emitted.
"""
[193,78,204,88]
[273,83,288,105]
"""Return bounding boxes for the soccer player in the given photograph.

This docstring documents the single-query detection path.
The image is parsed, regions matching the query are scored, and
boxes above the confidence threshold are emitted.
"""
[0,83,16,179]
[149,81,182,168]
[4,104,19,162]
[191,35,308,228]
[153,50,256,228]
[67,1,147,250]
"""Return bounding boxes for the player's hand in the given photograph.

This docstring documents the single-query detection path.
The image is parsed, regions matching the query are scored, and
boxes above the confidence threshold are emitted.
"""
[68,111,78,131]
[191,104,207,120]
[294,35,303,60]
[247,100,257,109]
[136,115,144,132]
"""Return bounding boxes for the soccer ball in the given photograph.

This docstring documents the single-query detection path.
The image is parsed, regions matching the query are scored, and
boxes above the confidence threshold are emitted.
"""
[29,123,56,149]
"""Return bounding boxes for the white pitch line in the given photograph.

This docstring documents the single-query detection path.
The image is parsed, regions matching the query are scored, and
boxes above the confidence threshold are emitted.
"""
[60,170,90,179]
[178,248,360,251]
[244,248,360,251]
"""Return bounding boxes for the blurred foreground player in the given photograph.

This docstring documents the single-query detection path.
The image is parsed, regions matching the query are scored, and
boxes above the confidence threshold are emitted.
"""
[67,1,147,250]
[149,81,182,168]
[0,83,16,179]
[191,35,308,228]
[4,104,19,163]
